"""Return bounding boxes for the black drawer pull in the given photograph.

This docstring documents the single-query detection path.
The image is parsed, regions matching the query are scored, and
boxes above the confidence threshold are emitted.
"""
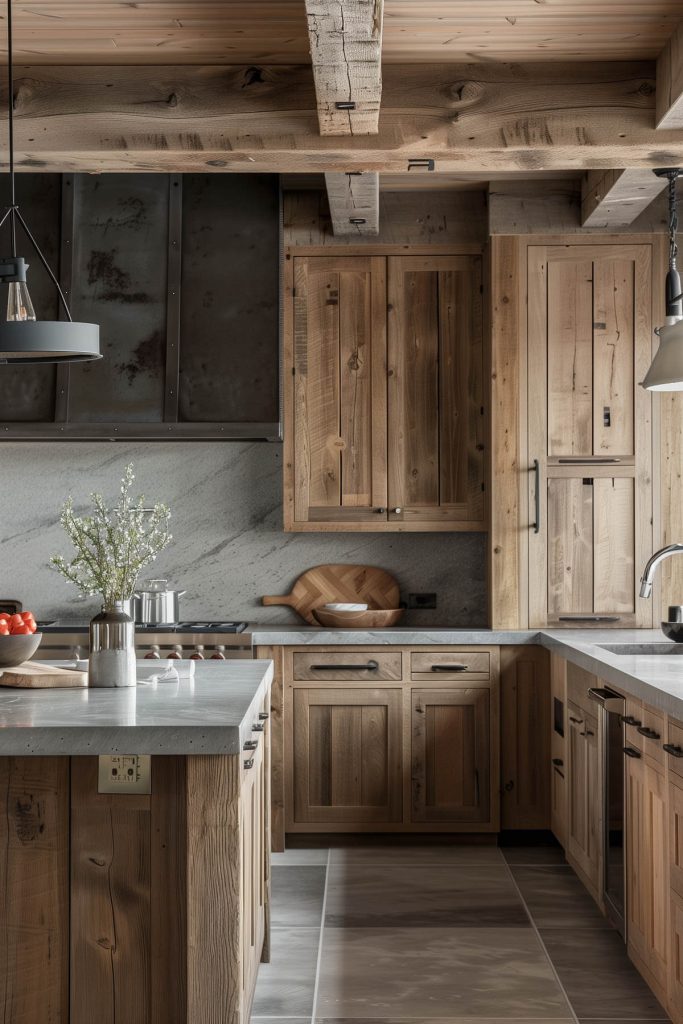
[243,758,255,770]
[252,722,265,732]
[553,766,565,779]
[532,459,541,534]
[620,715,642,727]
[310,660,379,672]
[552,757,564,767]
[258,711,270,721]
[663,743,683,758]
[558,457,621,464]
[558,615,621,623]
[637,726,660,740]
[580,729,594,737]
[569,716,583,724]
[243,739,258,751]
[623,746,642,759]
[431,664,468,672]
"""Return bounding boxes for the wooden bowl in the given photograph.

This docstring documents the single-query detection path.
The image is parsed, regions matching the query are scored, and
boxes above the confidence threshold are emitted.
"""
[0,633,42,668]
[313,608,404,629]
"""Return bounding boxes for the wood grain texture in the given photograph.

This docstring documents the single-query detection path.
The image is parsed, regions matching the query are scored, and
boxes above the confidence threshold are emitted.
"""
[151,757,187,1024]
[0,757,69,1024]
[657,20,683,128]
[567,701,601,899]
[4,62,683,173]
[262,564,399,623]
[547,259,593,457]
[255,646,285,853]
[593,258,635,455]
[306,0,384,135]
[186,755,241,1024]
[0,662,87,688]
[70,757,151,1024]
[325,171,380,234]
[581,169,668,227]
[500,646,551,830]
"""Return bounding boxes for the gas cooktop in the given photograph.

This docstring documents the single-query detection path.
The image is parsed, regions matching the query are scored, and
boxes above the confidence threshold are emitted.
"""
[39,621,249,634]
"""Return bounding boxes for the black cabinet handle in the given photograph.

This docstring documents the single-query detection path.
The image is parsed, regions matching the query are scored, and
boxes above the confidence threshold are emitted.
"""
[243,739,258,751]
[623,746,642,759]
[258,711,269,721]
[580,729,594,737]
[664,743,683,758]
[558,457,621,464]
[310,660,379,672]
[532,459,541,534]
[244,758,255,770]
[569,716,583,724]
[558,615,621,622]
[431,664,468,672]
[375,507,386,514]
[553,765,565,780]
[552,758,564,767]
[252,722,265,732]
[620,715,642,727]
[637,726,660,740]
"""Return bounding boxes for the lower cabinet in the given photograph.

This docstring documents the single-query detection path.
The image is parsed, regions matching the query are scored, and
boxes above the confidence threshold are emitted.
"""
[500,646,551,829]
[671,889,683,1022]
[283,647,500,834]
[241,724,268,1018]
[566,699,601,897]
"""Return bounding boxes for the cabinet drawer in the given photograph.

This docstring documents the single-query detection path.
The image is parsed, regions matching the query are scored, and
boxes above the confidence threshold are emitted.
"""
[666,719,683,780]
[292,651,402,682]
[410,651,490,681]
[622,697,643,754]
[639,704,665,767]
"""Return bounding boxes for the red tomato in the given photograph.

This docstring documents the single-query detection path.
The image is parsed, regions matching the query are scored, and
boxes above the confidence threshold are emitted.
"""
[0,623,9,636]
[0,612,9,621]
[10,623,31,635]
[9,613,24,628]
[20,611,35,623]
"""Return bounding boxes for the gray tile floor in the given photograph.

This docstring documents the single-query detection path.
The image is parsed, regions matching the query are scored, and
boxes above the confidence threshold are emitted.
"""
[251,843,670,1024]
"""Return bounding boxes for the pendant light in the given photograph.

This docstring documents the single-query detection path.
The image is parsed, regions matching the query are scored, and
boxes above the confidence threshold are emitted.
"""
[642,168,683,391]
[0,0,99,363]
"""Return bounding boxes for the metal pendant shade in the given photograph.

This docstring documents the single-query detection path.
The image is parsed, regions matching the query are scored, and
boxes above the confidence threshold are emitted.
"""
[0,0,100,363]
[642,168,683,391]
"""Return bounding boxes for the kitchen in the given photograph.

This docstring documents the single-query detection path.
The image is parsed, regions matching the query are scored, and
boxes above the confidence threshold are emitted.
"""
[3,2,683,1024]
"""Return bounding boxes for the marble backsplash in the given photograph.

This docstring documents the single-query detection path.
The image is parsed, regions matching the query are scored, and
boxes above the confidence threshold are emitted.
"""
[0,442,487,626]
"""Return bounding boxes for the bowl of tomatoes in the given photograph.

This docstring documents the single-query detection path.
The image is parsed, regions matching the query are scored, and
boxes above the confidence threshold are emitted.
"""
[0,611,41,668]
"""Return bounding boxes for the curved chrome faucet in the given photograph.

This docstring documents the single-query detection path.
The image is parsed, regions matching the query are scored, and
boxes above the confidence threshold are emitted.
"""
[639,543,683,598]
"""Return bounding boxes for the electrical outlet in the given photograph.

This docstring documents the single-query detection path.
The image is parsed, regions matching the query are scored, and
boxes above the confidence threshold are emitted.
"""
[98,755,151,795]
[408,592,437,610]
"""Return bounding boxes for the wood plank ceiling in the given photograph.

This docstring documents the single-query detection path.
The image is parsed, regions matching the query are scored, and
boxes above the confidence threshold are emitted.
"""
[3,1,682,65]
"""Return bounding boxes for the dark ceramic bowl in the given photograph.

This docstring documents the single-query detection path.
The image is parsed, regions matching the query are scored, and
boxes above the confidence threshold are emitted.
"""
[661,621,683,643]
[0,633,42,668]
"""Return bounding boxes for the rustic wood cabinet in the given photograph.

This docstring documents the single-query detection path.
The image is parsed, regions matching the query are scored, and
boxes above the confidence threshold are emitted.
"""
[566,699,601,897]
[527,242,653,628]
[549,653,568,847]
[282,646,499,834]
[500,646,551,830]
[284,252,485,531]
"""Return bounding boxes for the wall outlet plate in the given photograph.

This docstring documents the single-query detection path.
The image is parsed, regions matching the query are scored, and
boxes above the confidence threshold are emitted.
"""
[408,592,437,610]
[98,755,151,795]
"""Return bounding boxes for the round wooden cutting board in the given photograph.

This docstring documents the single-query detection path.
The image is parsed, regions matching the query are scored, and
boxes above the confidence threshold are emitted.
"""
[262,564,400,625]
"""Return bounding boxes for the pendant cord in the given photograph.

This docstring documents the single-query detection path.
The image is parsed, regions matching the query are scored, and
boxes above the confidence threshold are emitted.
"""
[670,171,679,274]
[6,0,15,257]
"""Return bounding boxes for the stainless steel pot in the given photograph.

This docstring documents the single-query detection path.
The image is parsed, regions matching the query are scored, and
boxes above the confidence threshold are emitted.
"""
[133,580,186,625]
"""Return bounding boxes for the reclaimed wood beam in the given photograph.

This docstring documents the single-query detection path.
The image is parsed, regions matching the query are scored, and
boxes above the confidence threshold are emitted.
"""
[6,62,683,174]
[324,171,379,233]
[657,21,683,128]
[305,0,383,135]
[580,168,668,227]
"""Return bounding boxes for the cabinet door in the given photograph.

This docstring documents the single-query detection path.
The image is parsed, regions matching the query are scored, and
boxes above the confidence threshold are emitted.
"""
[387,255,484,527]
[551,761,567,850]
[627,757,668,990]
[527,243,653,628]
[241,739,266,1019]
[671,889,683,1024]
[500,646,550,829]
[567,702,600,893]
[671,780,683,898]
[411,686,492,825]
[288,255,387,527]
[289,686,403,826]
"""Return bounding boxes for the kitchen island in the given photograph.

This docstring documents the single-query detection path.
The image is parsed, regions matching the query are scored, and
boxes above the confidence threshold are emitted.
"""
[0,659,274,1024]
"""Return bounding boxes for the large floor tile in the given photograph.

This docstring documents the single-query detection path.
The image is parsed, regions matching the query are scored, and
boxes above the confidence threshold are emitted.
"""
[271,866,327,928]
[324,864,528,928]
[272,848,330,866]
[251,927,320,1018]
[251,1019,311,1023]
[315,1019,575,1024]
[539,929,668,1019]
[579,1019,670,1023]
[500,844,567,866]
[316,926,572,1018]
[328,844,505,869]
[510,865,609,929]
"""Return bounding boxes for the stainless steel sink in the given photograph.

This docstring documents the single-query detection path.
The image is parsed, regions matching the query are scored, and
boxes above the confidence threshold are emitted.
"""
[598,643,683,656]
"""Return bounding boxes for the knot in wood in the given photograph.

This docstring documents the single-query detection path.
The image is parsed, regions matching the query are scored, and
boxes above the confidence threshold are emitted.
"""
[450,81,484,108]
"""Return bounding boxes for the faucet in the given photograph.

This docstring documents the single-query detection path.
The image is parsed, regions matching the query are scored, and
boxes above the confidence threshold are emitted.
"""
[639,543,683,598]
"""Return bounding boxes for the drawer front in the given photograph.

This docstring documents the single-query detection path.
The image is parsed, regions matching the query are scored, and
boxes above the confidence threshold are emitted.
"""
[623,697,643,754]
[666,719,683,780]
[639,704,665,767]
[410,651,491,681]
[292,651,402,682]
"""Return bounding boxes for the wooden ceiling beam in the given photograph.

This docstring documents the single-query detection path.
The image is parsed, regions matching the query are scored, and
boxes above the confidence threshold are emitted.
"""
[580,168,668,227]
[657,21,683,128]
[305,0,384,135]
[324,172,379,233]
[5,62,683,173]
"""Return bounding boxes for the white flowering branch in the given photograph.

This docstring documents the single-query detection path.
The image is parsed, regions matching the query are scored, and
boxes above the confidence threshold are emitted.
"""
[50,463,172,609]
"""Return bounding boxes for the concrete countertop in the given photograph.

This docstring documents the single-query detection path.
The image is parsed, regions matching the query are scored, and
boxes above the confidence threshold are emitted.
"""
[250,627,539,646]
[0,659,274,756]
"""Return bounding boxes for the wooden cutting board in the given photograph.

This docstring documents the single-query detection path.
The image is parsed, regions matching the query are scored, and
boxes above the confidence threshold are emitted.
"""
[262,564,400,625]
[0,662,88,688]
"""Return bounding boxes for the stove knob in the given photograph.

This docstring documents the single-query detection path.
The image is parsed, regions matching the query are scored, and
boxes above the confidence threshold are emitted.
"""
[189,644,205,661]
[211,645,226,660]
[144,644,161,660]
[168,644,183,660]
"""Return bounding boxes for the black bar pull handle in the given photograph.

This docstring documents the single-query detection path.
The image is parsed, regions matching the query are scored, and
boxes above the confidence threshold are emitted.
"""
[258,711,270,721]
[243,758,255,770]
[557,457,621,464]
[569,716,583,724]
[663,743,683,758]
[431,664,468,672]
[637,726,660,740]
[552,757,564,767]
[310,660,379,672]
[532,459,541,534]
[558,615,621,623]
[620,714,642,727]
[623,746,642,759]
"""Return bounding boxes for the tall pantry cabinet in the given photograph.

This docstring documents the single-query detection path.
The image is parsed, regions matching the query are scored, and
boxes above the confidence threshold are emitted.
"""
[283,252,485,531]
[526,242,654,628]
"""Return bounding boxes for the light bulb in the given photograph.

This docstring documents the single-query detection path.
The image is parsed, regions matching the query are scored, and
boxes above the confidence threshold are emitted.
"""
[6,280,36,322]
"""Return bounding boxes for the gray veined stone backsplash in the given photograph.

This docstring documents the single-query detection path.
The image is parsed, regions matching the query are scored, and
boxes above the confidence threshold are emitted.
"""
[0,442,487,625]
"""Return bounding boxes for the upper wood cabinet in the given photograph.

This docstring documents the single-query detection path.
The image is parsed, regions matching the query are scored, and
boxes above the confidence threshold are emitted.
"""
[284,252,485,531]
[527,242,653,628]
